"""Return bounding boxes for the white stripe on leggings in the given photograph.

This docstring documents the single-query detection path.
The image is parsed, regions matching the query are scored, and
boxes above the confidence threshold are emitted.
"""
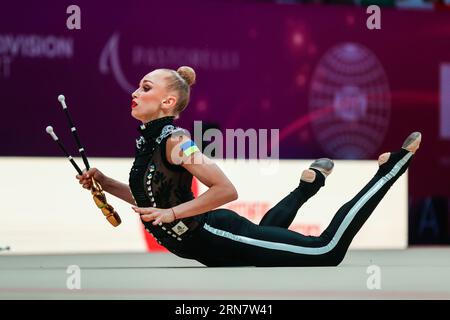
[203,152,413,255]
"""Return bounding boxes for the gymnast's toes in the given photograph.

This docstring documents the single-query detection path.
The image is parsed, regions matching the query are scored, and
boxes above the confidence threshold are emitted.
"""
[309,158,334,179]
[300,158,334,183]
[402,131,422,154]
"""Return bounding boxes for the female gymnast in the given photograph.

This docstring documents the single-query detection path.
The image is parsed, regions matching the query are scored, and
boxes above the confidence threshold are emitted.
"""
[76,66,421,267]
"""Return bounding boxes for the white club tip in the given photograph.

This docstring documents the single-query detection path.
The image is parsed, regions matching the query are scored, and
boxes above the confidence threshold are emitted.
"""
[58,95,65,102]
[46,125,58,141]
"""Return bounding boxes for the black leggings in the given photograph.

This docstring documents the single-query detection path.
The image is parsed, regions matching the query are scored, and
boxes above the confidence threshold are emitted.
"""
[183,149,413,267]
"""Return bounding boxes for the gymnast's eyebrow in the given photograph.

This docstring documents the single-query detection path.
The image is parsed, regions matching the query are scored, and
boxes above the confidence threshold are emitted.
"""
[138,79,154,86]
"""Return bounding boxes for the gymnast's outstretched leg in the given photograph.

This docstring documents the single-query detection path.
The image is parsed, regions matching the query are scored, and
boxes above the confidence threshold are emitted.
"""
[318,132,422,265]
[259,158,334,228]
[199,132,421,267]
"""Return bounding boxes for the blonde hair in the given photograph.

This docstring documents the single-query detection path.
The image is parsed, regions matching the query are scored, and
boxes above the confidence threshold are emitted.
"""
[161,66,196,115]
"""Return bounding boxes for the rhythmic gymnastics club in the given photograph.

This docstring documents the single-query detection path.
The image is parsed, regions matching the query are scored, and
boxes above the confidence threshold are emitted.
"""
[57,95,90,170]
[45,126,83,175]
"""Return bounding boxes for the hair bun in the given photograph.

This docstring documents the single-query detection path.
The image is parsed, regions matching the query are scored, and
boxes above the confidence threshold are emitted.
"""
[177,66,196,86]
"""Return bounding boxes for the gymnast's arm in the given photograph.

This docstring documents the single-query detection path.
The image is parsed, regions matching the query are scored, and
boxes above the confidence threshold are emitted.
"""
[166,135,238,219]
[76,169,136,205]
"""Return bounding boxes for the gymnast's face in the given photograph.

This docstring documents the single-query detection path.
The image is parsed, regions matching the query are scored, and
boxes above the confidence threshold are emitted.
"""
[131,70,177,123]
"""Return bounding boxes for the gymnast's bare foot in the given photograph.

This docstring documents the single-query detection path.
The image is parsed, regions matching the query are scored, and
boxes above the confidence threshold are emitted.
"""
[378,132,422,166]
[301,158,334,182]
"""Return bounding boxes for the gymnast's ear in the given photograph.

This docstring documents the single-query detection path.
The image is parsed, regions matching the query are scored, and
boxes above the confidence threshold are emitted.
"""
[161,96,177,110]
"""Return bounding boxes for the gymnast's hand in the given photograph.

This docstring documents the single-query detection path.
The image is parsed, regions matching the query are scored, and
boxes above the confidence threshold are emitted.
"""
[132,206,176,225]
[76,168,106,190]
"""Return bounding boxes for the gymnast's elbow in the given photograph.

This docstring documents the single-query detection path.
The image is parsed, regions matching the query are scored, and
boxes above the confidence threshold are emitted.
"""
[225,183,239,203]
[211,181,238,205]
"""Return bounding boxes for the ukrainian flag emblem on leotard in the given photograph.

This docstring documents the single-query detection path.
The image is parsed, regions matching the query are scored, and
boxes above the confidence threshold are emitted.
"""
[180,140,200,157]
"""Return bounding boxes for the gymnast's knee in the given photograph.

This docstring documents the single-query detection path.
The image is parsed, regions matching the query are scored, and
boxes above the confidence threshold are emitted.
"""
[324,251,346,266]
